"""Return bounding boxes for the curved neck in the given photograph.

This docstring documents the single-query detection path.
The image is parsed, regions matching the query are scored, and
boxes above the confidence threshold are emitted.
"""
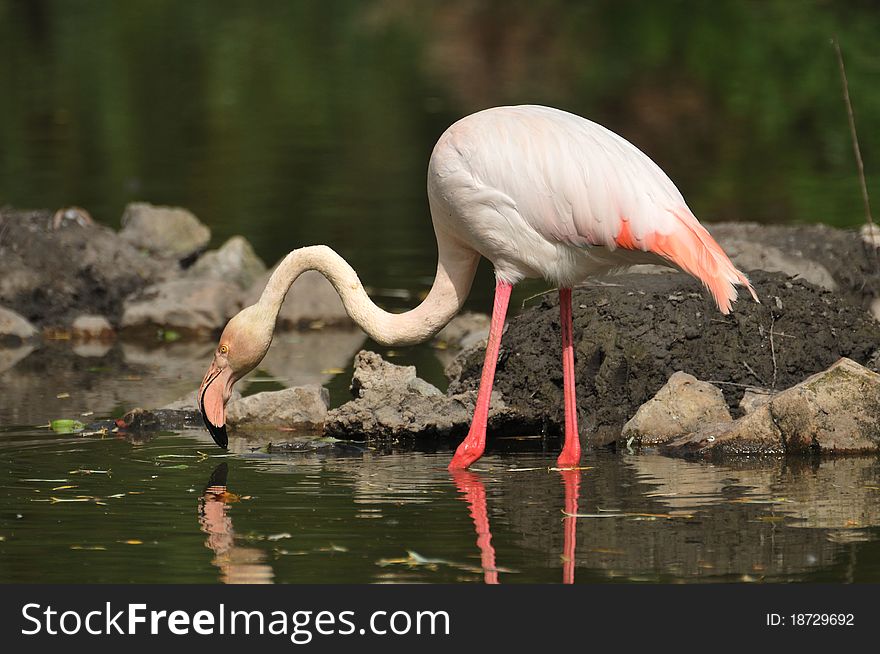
[258,236,479,346]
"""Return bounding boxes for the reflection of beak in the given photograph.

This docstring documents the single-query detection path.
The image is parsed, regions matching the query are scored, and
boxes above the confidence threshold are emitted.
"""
[199,361,233,449]
[205,462,229,493]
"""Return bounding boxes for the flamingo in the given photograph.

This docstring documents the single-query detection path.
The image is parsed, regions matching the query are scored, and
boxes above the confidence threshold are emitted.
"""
[198,105,757,470]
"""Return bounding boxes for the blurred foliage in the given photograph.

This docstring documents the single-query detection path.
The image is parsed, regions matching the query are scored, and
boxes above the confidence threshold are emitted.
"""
[0,0,878,296]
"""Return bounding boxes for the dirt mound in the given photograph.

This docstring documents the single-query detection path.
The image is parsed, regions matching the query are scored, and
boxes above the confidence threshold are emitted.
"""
[448,271,880,447]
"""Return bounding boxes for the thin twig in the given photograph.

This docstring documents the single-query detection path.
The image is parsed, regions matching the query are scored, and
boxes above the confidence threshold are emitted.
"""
[769,314,778,389]
[832,36,874,227]
[705,380,771,391]
[742,361,765,386]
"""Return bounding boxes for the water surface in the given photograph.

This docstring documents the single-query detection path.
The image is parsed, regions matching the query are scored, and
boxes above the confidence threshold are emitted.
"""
[2,424,879,584]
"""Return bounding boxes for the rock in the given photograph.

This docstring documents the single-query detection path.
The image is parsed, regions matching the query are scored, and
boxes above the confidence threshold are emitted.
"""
[187,235,267,290]
[713,237,837,291]
[0,306,37,344]
[119,202,210,262]
[861,223,880,248]
[120,279,242,336]
[665,358,880,456]
[226,385,329,433]
[244,267,350,329]
[621,372,731,445]
[739,387,773,414]
[0,208,166,328]
[350,350,443,397]
[448,271,880,448]
[324,351,509,440]
[70,314,114,340]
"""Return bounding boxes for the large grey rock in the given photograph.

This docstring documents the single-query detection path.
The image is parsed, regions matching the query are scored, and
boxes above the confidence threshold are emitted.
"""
[665,358,880,456]
[120,279,241,336]
[226,385,329,433]
[324,351,507,440]
[0,306,37,343]
[0,208,166,328]
[244,266,350,329]
[119,202,210,261]
[188,235,267,290]
[621,371,731,445]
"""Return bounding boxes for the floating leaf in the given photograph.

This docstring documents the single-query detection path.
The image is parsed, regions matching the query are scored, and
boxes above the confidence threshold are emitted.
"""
[70,545,106,551]
[157,328,181,342]
[56,392,70,399]
[267,533,292,541]
[51,419,85,434]
[120,540,143,545]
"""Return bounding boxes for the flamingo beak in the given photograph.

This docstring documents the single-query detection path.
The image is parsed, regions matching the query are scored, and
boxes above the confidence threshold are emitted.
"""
[198,360,233,449]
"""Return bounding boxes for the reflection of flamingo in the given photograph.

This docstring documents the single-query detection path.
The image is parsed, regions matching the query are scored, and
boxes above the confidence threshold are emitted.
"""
[560,469,581,584]
[452,471,499,584]
[198,463,274,584]
[199,105,756,469]
[453,468,582,584]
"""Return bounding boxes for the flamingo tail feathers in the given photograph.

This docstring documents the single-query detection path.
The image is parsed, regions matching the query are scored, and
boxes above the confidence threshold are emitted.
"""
[616,210,759,314]
[653,210,758,314]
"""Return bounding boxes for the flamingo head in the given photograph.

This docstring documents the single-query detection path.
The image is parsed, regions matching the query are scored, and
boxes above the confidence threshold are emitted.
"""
[198,305,274,448]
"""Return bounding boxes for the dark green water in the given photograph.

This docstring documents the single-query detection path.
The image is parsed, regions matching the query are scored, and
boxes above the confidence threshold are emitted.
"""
[3,427,880,583]
[2,1,880,583]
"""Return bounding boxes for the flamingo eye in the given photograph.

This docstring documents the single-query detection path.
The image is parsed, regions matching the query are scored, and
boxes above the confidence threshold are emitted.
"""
[219,344,229,355]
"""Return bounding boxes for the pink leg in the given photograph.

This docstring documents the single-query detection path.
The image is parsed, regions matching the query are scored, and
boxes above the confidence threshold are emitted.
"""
[452,471,499,584]
[449,279,512,471]
[557,288,581,467]
[560,468,581,584]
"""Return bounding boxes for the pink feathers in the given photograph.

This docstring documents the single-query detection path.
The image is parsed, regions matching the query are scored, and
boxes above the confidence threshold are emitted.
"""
[614,210,757,314]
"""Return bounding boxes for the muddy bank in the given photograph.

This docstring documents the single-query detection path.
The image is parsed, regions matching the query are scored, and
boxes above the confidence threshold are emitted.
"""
[449,271,880,447]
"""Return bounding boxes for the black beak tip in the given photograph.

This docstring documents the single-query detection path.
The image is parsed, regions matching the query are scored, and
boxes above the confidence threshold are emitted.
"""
[207,420,228,449]
[199,382,229,449]
[200,410,228,449]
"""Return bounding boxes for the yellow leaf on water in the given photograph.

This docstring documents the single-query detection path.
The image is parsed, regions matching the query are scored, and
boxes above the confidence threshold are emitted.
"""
[120,540,143,545]
[51,485,77,491]
[321,368,345,375]
[56,393,70,399]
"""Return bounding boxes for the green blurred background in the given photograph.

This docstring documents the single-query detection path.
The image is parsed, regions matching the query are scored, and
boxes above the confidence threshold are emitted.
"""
[1,0,877,299]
